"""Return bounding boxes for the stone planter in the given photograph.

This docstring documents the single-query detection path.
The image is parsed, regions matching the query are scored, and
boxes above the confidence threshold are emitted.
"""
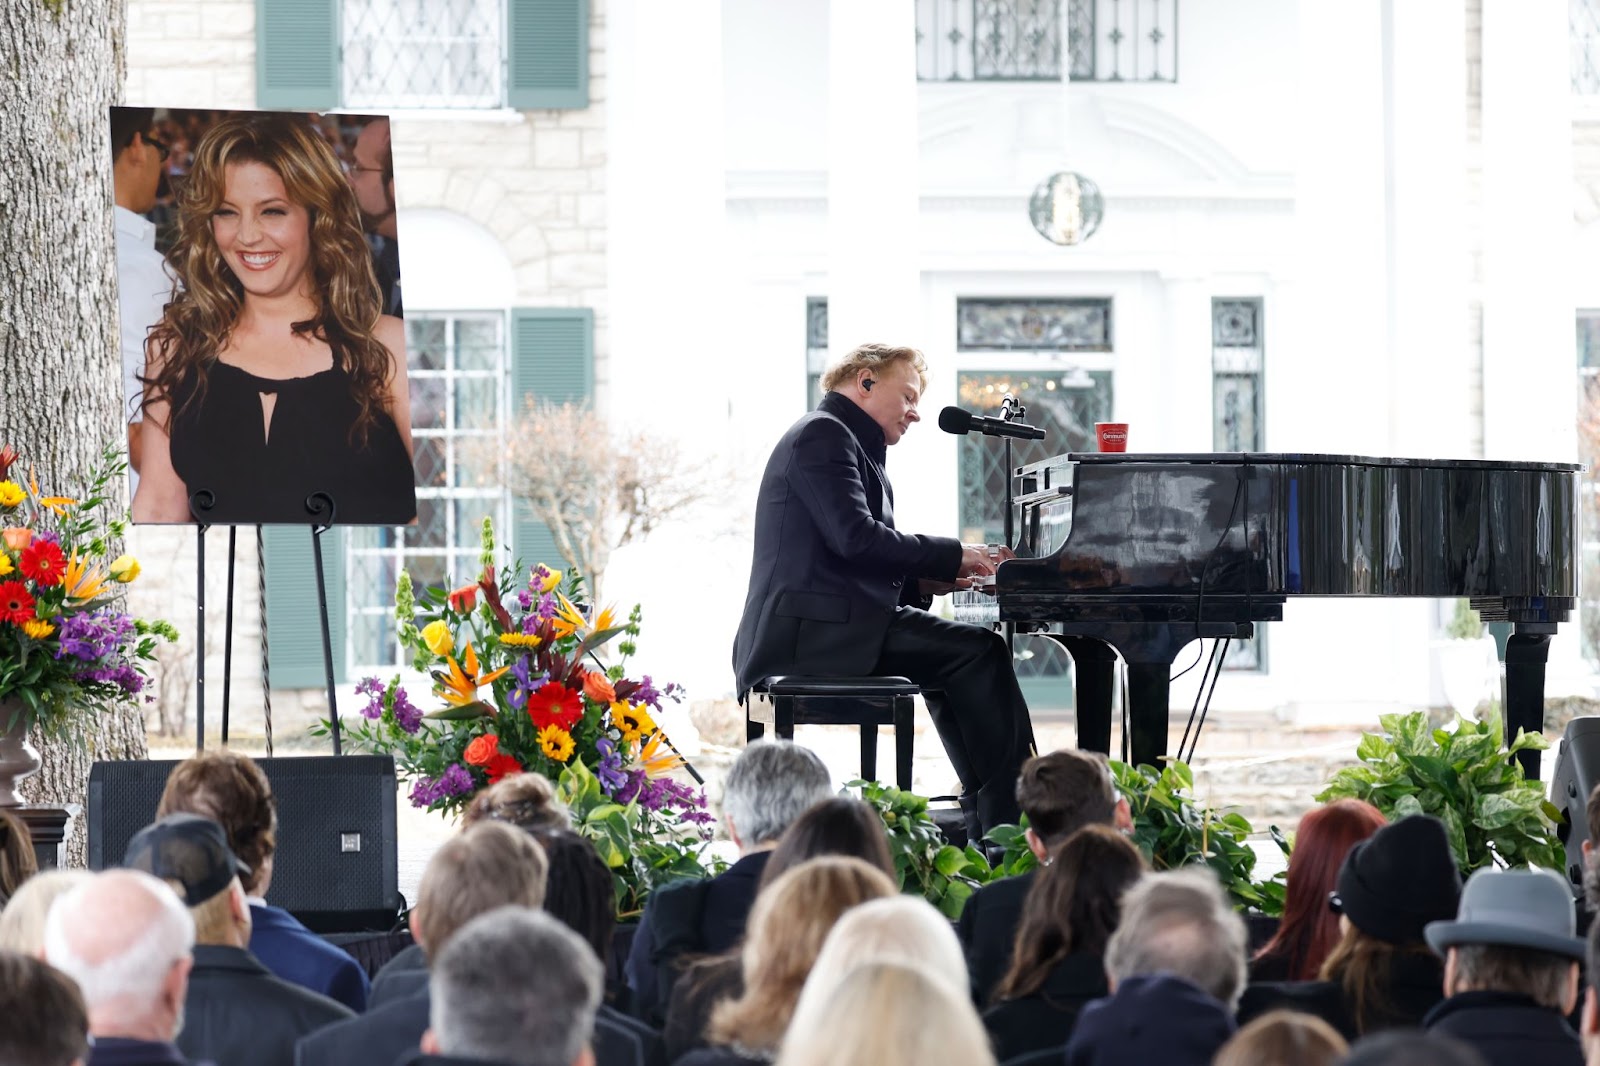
[0,700,40,806]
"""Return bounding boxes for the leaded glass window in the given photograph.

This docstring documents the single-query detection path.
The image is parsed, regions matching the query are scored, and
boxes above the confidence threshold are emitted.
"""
[957,297,1112,352]
[916,0,1178,82]
[807,297,828,410]
[346,312,509,668]
[1577,312,1600,664]
[1213,298,1265,670]
[343,0,503,109]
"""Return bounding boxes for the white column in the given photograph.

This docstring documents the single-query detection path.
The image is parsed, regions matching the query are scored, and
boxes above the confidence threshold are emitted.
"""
[826,0,921,355]
[1480,0,1575,464]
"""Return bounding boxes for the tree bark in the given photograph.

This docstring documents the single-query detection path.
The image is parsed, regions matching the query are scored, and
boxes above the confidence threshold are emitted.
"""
[1,0,146,866]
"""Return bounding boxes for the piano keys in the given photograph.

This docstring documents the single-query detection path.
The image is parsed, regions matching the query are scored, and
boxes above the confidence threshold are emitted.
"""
[954,452,1579,776]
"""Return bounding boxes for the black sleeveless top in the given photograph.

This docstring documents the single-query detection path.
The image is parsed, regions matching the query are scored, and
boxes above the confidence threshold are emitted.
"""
[169,360,416,525]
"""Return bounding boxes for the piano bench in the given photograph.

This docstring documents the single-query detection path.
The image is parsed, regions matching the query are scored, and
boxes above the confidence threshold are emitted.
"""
[745,675,917,791]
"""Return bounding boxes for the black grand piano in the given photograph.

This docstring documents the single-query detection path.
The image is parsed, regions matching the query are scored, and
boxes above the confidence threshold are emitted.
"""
[956,452,1580,777]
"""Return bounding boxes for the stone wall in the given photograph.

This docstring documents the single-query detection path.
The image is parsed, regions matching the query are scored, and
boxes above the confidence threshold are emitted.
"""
[123,0,609,739]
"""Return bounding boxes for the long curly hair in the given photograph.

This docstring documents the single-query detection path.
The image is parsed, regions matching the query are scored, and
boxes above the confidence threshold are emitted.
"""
[141,112,391,442]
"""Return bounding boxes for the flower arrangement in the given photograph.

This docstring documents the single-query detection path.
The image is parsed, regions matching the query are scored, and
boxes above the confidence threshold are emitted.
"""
[332,518,719,915]
[0,445,175,736]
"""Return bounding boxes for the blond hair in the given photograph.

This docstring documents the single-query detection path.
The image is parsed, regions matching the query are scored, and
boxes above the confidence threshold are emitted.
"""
[820,343,928,394]
[414,821,548,958]
[186,880,246,946]
[463,773,568,833]
[0,870,92,955]
[793,896,967,1022]
[1213,1009,1347,1066]
[708,856,897,1053]
[776,962,996,1066]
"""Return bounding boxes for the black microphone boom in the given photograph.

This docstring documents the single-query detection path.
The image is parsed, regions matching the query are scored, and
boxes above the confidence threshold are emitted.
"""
[937,406,1046,440]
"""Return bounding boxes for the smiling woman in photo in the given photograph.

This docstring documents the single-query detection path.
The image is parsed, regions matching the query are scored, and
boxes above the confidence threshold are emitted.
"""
[132,111,415,525]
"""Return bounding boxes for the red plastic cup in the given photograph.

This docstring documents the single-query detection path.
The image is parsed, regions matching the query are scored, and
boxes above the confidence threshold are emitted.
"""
[1095,422,1129,452]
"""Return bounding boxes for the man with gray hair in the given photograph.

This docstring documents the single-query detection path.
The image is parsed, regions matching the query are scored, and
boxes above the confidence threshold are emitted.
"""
[1064,868,1245,1066]
[625,738,831,1024]
[418,907,603,1066]
[42,868,200,1066]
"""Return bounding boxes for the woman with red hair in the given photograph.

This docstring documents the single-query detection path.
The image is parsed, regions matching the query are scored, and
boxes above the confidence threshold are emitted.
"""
[1251,799,1387,982]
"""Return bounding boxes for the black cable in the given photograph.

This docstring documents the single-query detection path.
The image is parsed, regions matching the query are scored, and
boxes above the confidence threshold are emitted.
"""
[1183,637,1231,765]
[1179,638,1223,759]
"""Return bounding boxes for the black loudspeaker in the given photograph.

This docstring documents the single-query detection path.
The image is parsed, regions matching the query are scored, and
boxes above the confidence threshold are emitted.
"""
[88,755,400,933]
[1550,716,1600,897]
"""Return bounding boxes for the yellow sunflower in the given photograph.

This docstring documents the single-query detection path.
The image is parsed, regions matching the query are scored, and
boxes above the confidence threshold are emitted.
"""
[499,632,542,649]
[610,701,655,745]
[537,724,576,763]
[21,619,53,640]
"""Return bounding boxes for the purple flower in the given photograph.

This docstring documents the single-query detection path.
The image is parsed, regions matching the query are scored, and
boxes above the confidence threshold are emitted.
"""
[516,588,533,610]
[632,675,686,711]
[535,594,558,620]
[73,662,144,695]
[508,656,545,711]
[355,676,386,698]
[595,737,627,793]
[55,610,135,663]
[391,687,422,734]
[613,769,646,806]
[408,763,476,808]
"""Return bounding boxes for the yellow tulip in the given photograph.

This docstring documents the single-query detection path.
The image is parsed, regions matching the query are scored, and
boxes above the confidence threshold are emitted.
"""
[109,554,140,583]
[421,620,454,657]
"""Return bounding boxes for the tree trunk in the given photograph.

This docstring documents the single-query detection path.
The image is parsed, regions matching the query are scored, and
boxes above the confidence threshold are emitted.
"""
[1,0,145,866]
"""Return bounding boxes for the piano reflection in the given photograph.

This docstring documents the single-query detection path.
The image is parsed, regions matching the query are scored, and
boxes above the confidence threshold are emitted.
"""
[954,452,1579,777]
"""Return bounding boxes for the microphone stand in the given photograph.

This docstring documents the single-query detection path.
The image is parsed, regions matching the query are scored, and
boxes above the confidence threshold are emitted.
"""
[997,395,1024,661]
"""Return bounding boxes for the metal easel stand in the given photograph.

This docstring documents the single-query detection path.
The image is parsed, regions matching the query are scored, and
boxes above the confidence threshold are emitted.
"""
[306,493,342,756]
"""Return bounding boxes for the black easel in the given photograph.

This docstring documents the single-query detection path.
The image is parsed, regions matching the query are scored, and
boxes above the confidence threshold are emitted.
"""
[306,493,342,755]
[188,491,216,752]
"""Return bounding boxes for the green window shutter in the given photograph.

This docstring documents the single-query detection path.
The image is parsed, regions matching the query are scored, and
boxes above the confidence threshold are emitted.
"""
[256,0,340,110]
[507,0,590,110]
[510,307,593,570]
[262,525,347,689]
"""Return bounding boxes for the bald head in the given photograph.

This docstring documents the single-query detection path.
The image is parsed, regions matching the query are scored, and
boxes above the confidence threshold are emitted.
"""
[42,870,194,1040]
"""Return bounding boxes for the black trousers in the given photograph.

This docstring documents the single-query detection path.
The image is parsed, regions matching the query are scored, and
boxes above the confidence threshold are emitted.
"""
[872,607,1035,832]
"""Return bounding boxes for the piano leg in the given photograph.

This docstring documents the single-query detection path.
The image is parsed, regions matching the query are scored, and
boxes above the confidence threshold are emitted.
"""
[1061,638,1117,756]
[1504,627,1554,781]
[1126,662,1172,770]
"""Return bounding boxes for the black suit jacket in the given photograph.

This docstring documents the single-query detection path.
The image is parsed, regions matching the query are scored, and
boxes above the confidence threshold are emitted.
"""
[178,945,353,1066]
[731,392,962,697]
[958,870,1036,1006]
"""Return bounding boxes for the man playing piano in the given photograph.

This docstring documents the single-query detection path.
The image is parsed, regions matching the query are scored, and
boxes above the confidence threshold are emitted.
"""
[732,342,1036,838]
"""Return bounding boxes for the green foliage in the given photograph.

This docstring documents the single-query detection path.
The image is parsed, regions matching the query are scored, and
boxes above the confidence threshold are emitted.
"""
[849,778,988,919]
[1446,598,1486,641]
[1110,760,1285,916]
[1316,710,1563,874]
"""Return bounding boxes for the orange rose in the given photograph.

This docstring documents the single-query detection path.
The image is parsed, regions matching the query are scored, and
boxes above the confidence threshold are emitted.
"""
[485,753,523,784]
[447,582,478,613]
[463,733,500,767]
[582,670,616,705]
[1,527,30,551]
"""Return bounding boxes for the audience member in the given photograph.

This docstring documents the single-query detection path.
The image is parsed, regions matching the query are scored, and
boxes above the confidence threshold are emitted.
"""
[1580,912,1600,1066]
[1240,813,1461,1039]
[0,950,90,1066]
[0,808,37,908]
[157,749,371,1011]
[43,869,197,1066]
[664,797,895,1062]
[1422,866,1585,1066]
[295,821,549,1066]
[417,907,604,1066]
[680,856,897,1066]
[0,869,91,954]
[1342,1030,1490,1066]
[983,825,1145,1060]
[777,962,996,1066]
[123,813,353,1066]
[348,116,402,317]
[626,740,831,1025]
[797,895,968,1004]
[371,772,570,1002]
[958,750,1131,1004]
[757,796,895,888]
[1213,1009,1347,1066]
[1063,868,1247,1066]
[1251,799,1386,982]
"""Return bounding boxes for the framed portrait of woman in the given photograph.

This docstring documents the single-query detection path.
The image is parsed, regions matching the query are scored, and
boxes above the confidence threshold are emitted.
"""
[112,106,417,527]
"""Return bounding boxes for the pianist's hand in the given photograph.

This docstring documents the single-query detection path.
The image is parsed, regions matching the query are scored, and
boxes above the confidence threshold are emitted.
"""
[919,576,985,597]
[959,544,998,580]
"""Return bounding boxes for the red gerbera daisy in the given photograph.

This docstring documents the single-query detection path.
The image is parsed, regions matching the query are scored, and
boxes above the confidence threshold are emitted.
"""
[526,681,583,733]
[485,752,523,784]
[19,540,66,587]
[0,581,35,625]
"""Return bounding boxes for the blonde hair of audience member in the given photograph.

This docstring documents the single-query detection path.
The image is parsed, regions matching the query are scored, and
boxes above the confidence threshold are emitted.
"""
[790,895,968,1031]
[0,869,91,955]
[776,961,996,1066]
[708,856,897,1054]
[0,808,38,906]
[182,877,252,947]
[462,772,570,833]
[819,343,929,395]
[413,820,549,959]
[42,870,196,1041]
[1213,1009,1349,1066]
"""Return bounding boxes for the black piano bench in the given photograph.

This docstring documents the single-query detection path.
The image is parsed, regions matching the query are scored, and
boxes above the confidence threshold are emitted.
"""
[745,675,917,791]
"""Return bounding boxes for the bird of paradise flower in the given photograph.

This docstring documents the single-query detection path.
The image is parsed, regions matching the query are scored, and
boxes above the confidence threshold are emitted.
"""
[425,642,510,719]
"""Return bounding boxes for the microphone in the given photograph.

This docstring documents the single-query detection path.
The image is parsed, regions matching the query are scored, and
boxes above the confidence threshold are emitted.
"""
[938,406,1046,440]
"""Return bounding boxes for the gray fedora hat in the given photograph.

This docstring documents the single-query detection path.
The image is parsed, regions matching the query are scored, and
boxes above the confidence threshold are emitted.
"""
[1423,866,1584,961]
